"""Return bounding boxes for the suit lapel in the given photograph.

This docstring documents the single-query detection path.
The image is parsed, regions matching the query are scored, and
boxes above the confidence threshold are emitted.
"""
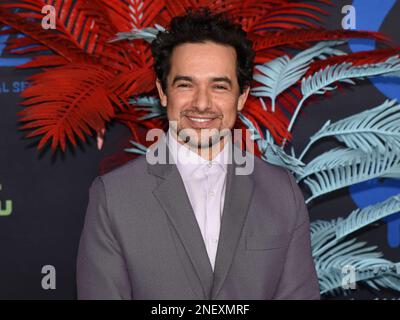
[210,152,255,299]
[148,136,214,299]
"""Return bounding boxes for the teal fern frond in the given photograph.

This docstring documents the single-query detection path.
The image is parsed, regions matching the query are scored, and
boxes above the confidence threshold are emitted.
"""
[301,56,400,99]
[335,194,400,241]
[303,146,400,204]
[261,142,305,176]
[366,270,400,291]
[315,238,380,270]
[319,261,400,295]
[314,235,400,294]
[316,237,400,295]
[311,193,400,256]
[298,147,366,181]
[311,219,337,253]
[299,99,400,160]
[251,41,346,112]
[285,56,400,140]
[310,194,400,295]
[311,220,335,242]
[239,113,305,175]
[125,140,148,155]
[111,24,165,43]
[129,96,166,120]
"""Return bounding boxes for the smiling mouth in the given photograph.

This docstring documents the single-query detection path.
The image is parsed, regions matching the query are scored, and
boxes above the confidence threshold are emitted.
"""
[185,114,221,129]
[185,115,220,128]
[187,116,216,122]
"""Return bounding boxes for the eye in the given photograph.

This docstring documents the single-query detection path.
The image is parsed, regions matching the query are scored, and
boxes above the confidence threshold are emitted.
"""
[177,83,191,88]
[214,85,228,90]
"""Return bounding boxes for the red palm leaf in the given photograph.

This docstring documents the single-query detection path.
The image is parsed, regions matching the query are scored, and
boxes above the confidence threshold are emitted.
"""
[0,7,92,64]
[250,29,392,54]
[306,47,400,76]
[17,65,116,152]
[1,1,133,70]
[241,95,291,145]
[98,0,166,30]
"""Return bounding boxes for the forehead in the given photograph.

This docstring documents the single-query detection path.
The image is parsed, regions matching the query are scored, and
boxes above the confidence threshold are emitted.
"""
[169,41,237,79]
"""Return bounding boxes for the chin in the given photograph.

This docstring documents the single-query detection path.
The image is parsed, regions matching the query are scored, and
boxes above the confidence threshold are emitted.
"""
[178,131,217,148]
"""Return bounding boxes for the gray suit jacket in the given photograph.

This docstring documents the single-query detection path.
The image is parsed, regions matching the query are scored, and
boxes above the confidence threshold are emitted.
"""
[76,136,320,300]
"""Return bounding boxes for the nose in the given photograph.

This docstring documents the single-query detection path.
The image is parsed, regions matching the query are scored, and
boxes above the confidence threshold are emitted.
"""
[192,86,211,111]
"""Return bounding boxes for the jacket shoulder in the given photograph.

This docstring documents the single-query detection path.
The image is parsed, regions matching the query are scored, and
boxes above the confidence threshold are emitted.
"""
[91,155,154,197]
[252,155,303,218]
[99,155,149,182]
[253,154,295,183]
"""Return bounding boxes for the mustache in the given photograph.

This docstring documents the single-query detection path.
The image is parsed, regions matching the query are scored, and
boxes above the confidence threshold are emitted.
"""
[181,110,223,118]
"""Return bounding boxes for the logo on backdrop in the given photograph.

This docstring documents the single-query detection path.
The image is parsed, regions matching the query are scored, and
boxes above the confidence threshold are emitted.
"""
[0,26,30,94]
[344,1,400,248]
[0,6,55,93]
[0,184,12,217]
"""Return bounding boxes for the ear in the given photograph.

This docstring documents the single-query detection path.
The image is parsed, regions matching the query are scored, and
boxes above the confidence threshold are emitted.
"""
[237,86,250,112]
[155,79,168,108]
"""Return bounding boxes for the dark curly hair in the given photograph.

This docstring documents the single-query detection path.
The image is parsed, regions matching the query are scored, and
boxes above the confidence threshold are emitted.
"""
[151,7,255,94]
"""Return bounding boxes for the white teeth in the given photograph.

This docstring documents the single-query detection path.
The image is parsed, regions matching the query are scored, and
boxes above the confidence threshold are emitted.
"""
[188,117,213,123]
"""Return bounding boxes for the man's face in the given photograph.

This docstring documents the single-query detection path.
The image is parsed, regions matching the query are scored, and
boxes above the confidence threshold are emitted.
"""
[156,41,250,149]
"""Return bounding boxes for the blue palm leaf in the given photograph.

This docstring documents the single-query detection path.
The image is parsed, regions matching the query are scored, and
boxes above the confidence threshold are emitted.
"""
[298,147,366,181]
[311,219,336,252]
[319,260,400,295]
[125,140,148,155]
[301,56,400,99]
[310,193,400,295]
[367,272,400,291]
[299,99,400,160]
[312,219,400,295]
[335,194,400,241]
[260,142,305,176]
[285,56,400,139]
[129,96,166,120]
[303,146,400,203]
[251,41,345,112]
[238,113,305,175]
[311,193,400,256]
[316,238,379,270]
[111,24,165,43]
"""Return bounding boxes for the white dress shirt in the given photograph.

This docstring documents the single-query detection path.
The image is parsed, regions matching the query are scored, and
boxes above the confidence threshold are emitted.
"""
[167,129,229,271]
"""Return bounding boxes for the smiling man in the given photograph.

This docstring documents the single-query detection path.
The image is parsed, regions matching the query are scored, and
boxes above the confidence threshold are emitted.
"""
[155,39,248,160]
[76,8,320,300]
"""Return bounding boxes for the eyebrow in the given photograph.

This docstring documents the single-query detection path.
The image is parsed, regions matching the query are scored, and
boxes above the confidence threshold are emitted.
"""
[172,75,233,87]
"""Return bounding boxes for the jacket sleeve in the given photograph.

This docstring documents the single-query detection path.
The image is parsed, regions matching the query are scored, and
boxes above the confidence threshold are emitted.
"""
[272,170,321,300]
[76,176,132,299]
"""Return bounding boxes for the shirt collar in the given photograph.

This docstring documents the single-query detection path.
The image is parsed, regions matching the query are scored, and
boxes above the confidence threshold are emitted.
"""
[167,128,229,178]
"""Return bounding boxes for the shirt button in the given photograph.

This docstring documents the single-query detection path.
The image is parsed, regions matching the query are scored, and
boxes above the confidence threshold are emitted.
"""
[212,238,218,243]
[209,190,215,196]
[207,162,213,168]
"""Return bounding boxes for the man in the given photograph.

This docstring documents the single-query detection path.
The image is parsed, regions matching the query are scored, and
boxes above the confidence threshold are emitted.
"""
[76,8,320,300]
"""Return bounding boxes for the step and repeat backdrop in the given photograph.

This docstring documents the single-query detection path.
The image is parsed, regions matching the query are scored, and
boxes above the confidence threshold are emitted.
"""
[0,0,399,299]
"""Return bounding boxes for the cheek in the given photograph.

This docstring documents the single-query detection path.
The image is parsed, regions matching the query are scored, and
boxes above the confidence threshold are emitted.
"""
[221,111,238,128]
[220,100,239,123]
[165,95,189,119]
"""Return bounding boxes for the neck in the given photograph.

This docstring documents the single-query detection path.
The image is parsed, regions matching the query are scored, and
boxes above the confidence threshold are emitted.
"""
[194,139,226,161]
